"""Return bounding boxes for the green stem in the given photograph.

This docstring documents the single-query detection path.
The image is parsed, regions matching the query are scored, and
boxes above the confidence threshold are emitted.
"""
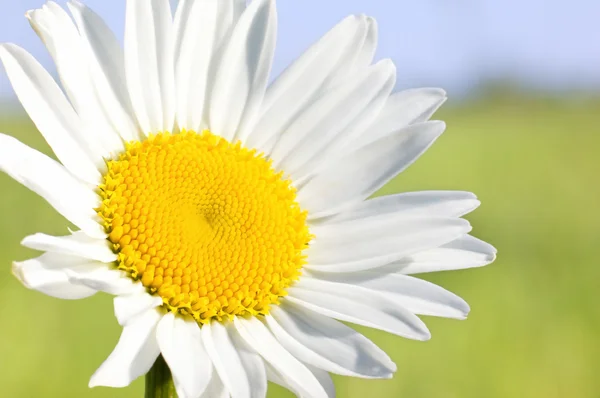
[145,355,177,398]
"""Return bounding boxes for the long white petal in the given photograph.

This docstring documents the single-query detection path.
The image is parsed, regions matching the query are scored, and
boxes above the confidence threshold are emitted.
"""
[12,252,99,299]
[307,365,336,398]
[307,272,470,319]
[287,279,431,341]
[0,44,101,183]
[156,313,213,398]
[0,135,105,237]
[67,0,140,141]
[298,121,446,219]
[114,291,163,326]
[230,331,268,398]
[382,235,497,274]
[210,0,277,141]
[268,304,395,379]
[66,267,142,296]
[319,191,479,224]
[125,0,175,134]
[201,370,230,398]
[349,88,447,151]
[234,316,328,398]
[202,321,250,398]
[269,60,396,179]
[21,232,115,263]
[27,3,124,159]
[89,308,161,388]
[306,216,471,273]
[265,361,336,398]
[174,0,239,132]
[245,15,368,151]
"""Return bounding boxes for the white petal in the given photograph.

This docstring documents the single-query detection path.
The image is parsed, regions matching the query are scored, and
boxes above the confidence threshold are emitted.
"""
[210,0,277,141]
[0,136,104,237]
[12,252,98,299]
[125,0,175,134]
[230,331,267,398]
[0,44,101,183]
[27,4,124,159]
[306,216,471,273]
[287,279,431,340]
[265,362,335,398]
[89,308,161,388]
[201,370,229,398]
[320,191,479,225]
[354,16,378,69]
[114,291,163,326]
[298,121,446,219]
[269,60,396,180]
[21,232,115,263]
[67,0,140,141]
[156,313,213,398]
[174,0,240,132]
[234,316,328,398]
[307,365,336,398]
[66,266,142,296]
[349,88,447,151]
[245,15,368,151]
[268,304,395,379]
[202,321,250,398]
[308,272,470,319]
[384,235,497,274]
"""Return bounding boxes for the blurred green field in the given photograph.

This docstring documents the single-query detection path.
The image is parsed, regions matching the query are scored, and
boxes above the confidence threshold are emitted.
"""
[0,96,598,397]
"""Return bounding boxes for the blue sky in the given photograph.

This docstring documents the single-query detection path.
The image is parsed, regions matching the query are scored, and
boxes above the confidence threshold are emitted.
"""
[1,0,599,99]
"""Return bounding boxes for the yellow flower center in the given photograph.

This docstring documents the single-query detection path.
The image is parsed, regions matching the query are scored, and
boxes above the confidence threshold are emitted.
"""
[97,130,311,323]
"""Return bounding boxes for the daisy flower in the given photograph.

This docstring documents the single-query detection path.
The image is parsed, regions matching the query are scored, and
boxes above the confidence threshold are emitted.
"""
[0,1,496,397]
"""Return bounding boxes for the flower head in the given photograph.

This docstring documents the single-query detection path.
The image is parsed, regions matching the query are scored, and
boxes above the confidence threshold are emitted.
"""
[1,1,496,397]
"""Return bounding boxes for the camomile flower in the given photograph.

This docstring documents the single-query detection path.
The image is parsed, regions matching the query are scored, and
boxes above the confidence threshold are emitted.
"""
[0,0,496,397]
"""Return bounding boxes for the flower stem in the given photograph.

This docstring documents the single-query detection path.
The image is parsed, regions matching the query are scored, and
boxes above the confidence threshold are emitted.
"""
[145,355,177,398]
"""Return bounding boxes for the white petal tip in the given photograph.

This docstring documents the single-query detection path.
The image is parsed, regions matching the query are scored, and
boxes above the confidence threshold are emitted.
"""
[11,262,26,285]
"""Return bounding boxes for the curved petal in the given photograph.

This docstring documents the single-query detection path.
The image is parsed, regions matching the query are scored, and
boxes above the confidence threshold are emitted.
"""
[307,272,470,319]
[0,44,101,183]
[233,316,328,398]
[307,365,336,398]
[349,88,447,150]
[114,291,163,326]
[67,0,140,141]
[209,0,277,141]
[245,15,368,151]
[66,266,142,296]
[306,216,471,273]
[174,0,241,132]
[319,191,479,225]
[125,0,175,134]
[230,331,268,398]
[21,232,115,263]
[0,135,105,237]
[382,234,497,274]
[298,121,446,219]
[269,60,396,179]
[12,252,99,300]
[156,313,213,398]
[287,278,431,341]
[267,305,395,378]
[202,321,250,398]
[265,361,336,398]
[27,3,124,159]
[201,370,230,398]
[89,308,161,388]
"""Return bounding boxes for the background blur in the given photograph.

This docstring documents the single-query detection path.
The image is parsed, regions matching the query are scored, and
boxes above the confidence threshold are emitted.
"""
[1,1,599,397]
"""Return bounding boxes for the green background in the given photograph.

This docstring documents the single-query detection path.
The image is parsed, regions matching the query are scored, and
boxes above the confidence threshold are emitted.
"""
[0,95,598,397]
